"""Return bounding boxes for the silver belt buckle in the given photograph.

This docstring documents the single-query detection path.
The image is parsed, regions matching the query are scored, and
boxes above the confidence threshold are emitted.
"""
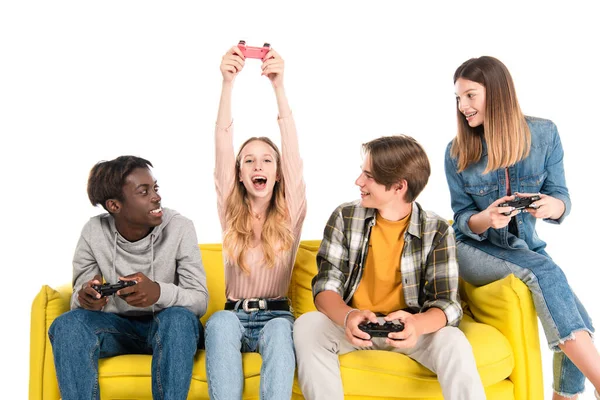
[242,298,264,313]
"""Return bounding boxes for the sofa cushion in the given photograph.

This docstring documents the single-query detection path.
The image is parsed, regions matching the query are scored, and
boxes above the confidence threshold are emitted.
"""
[95,351,263,399]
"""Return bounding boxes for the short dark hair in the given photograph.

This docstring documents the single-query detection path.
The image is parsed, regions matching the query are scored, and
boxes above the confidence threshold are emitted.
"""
[362,135,430,202]
[87,155,153,211]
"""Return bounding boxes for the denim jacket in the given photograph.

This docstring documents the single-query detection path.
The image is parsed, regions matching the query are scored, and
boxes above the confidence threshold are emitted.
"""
[444,116,571,253]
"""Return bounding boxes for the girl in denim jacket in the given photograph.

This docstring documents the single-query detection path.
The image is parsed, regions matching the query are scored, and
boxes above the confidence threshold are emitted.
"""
[445,56,600,399]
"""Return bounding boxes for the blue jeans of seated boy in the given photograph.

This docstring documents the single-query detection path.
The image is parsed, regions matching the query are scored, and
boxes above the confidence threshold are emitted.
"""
[48,306,203,400]
[205,309,295,400]
[457,239,594,397]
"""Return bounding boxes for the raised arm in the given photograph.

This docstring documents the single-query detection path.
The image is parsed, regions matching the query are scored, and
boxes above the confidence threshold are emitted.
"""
[262,50,307,228]
[214,46,245,230]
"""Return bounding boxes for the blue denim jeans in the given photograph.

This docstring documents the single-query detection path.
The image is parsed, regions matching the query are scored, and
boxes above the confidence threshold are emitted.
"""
[48,306,203,400]
[457,239,594,397]
[205,309,295,400]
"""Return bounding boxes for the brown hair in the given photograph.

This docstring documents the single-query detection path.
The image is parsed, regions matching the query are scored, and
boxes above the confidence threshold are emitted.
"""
[222,137,294,273]
[451,56,530,173]
[362,135,430,203]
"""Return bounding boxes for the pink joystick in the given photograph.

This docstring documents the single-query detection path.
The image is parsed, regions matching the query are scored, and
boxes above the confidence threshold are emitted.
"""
[238,40,271,60]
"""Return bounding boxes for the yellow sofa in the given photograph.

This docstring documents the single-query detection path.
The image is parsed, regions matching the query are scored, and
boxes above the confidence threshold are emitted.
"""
[30,240,544,399]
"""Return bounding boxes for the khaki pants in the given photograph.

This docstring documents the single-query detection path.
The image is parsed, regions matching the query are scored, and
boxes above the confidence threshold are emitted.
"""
[293,311,486,400]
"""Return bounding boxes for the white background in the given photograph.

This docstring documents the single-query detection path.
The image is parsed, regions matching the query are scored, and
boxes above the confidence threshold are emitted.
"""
[1,1,599,398]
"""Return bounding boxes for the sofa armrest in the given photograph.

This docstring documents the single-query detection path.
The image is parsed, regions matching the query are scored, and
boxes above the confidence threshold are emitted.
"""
[29,285,71,400]
[461,274,543,400]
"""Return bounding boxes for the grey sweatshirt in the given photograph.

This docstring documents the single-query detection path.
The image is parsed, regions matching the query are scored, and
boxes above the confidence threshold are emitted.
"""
[70,208,209,317]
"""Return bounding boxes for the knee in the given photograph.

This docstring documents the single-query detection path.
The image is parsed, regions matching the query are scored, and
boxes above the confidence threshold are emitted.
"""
[157,307,198,331]
[206,311,242,341]
[430,327,473,355]
[49,309,94,343]
[517,258,567,289]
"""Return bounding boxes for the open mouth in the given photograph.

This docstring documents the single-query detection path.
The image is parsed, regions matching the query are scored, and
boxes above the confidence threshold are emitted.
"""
[150,207,163,216]
[360,191,370,198]
[465,111,477,119]
[251,176,267,190]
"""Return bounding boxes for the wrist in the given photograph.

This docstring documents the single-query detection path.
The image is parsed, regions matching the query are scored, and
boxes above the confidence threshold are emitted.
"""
[411,315,425,336]
[473,210,491,232]
[272,82,286,92]
[153,281,161,301]
[343,308,359,329]
[551,199,566,220]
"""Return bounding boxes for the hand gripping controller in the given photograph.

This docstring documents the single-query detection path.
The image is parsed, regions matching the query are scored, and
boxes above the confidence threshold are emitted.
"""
[238,40,270,59]
[499,195,541,215]
[358,321,405,338]
[92,280,136,297]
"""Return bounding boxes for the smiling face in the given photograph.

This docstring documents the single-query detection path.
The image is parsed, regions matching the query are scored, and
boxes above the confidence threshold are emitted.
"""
[355,154,397,211]
[113,167,163,233]
[238,139,279,201]
[455,77,486,128]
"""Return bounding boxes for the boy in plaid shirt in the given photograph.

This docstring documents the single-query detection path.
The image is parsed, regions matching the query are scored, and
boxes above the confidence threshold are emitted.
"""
[293,135,485,400]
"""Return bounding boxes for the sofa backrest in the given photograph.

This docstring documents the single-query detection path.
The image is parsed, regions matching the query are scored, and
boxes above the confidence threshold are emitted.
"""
[198,240,321,323]
[288,240,320,318]
[198,244,227,325]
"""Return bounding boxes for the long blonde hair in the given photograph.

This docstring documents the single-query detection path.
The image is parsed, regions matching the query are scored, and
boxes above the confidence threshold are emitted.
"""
[223,137,294,272]
[451,56,531,173]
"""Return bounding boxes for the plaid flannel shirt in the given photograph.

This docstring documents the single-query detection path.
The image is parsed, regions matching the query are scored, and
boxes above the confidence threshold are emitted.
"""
[312,200,462,327]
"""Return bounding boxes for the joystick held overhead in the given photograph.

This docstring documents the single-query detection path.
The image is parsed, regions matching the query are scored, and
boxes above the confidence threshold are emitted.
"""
[237,40,271,60]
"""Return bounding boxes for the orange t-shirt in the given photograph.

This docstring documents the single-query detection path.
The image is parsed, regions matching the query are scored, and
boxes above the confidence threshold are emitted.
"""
[351,212,408,314]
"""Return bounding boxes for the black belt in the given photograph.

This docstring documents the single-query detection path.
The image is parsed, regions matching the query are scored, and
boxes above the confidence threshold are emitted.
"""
[225,298,290,312]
